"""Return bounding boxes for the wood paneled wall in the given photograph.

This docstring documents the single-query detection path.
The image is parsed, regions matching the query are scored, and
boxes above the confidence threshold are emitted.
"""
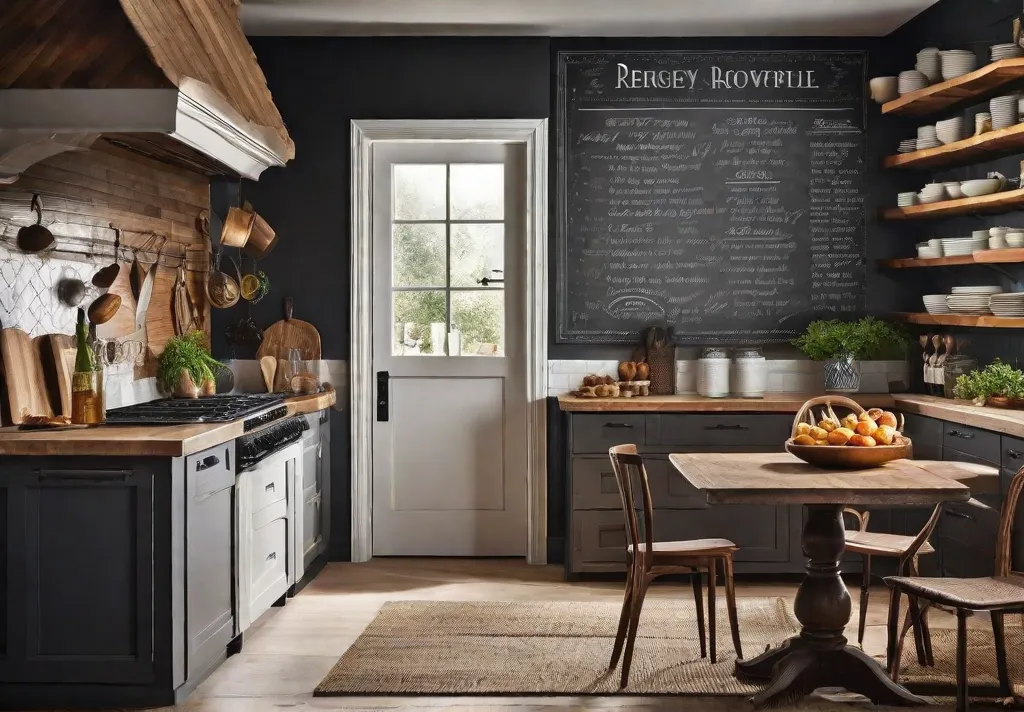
[0,139,211,368]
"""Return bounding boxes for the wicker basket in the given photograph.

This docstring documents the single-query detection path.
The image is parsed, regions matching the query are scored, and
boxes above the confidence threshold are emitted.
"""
[647,343,675,395]
[785,396,912,470]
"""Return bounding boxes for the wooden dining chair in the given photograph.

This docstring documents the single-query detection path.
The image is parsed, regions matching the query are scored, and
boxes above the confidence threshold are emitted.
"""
[885,465,1024,712]
[843,504,942,665]
[607,444,742,688]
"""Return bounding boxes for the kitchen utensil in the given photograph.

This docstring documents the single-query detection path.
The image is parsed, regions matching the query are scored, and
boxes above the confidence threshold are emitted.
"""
[221,205,255,248]
[91,227,121,289]
[16,194,54,253]
[57,277,88,307]
[39,334,75,416]
[242,208,277,259]
[260,355,277,392]
[240,258,270,304]
[134,240,162,333]
[128,232,154,301]
[172,264,201,336]
[87,293,122,325]
[256,296,322,361]
[206,251,241,309]
[0,328,52,424]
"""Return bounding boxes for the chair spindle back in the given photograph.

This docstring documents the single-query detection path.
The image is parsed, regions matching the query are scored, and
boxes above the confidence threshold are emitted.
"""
[608,444,655,560]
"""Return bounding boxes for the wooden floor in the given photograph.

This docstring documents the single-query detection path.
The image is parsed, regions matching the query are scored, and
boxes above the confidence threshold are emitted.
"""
[171,559,979,711]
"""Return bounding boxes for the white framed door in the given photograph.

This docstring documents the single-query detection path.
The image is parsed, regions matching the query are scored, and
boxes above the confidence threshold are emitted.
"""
[370,142,528,556]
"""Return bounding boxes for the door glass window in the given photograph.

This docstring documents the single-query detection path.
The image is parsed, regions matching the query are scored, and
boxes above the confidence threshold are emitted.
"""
[391,163,505,356]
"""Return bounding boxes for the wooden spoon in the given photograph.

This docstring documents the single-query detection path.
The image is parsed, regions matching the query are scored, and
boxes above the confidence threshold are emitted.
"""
[260,355,277,393]
[930,334,942,366]
[943,334,956,360]
[87,293,122,325]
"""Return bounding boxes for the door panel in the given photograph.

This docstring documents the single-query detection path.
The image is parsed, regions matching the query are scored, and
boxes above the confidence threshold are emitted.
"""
[371,141,527,556]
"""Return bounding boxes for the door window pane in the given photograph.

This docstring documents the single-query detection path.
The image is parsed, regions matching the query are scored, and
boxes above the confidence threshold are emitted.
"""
[450,224,504,288]
[393,290,446,356]
[393,223,446,287]
[450,164,503,220]
[393,164,446,220]
[451,290,504,356]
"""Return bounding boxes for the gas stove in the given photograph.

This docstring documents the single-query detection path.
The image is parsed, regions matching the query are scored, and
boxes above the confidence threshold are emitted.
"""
[105,394,287,430]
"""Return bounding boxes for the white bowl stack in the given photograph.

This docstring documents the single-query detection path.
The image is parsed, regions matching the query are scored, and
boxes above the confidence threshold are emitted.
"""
[898,191,919,207]
[935,117,964,144]
[916,125,940,149]
[990,293,1024,317]
[944,181,964,199]
[990,94,1019,129]
[947,286,1003,315]
[899,70,929,95]
[898,138,918,153]
[923,294,952,314]
[917,48,942,82]
[991,43,1024,61]
[941,235,988,256]
[919,182,947,204]
[1007,230,1024,247]
[941,50,978,80]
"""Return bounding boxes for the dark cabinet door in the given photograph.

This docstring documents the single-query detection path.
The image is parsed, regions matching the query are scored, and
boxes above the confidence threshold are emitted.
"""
[185,444,235,681]
[6,465,155,684]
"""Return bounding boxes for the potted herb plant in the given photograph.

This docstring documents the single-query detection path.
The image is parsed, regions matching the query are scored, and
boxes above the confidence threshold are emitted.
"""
[792,317,908,393]
[157,331,224,398]
[953,360,1024,407]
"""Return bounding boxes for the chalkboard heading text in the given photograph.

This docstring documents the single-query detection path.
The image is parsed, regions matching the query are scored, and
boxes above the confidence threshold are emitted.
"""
[616,63,819,90]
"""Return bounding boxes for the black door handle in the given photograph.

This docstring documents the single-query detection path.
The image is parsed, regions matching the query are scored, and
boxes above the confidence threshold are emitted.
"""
[705,424,748,430]
[1008,449,1024,460]
[944,508,975,522]
[602,423,634,428]
[377,371,389,422]
[196,455,220,472]
[948,429,975,440]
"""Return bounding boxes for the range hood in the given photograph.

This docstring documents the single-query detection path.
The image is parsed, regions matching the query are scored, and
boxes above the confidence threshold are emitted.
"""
[0,0,294,183]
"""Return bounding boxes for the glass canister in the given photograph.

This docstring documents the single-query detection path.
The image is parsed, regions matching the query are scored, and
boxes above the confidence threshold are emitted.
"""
[944,356,978,399]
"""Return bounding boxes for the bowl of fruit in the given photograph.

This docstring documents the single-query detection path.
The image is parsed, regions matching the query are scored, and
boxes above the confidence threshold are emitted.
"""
[785,396,911,469]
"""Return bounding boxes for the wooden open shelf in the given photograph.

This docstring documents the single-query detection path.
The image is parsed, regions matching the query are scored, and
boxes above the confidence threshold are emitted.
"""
[895,312,1024,328]
[883,123,1024,170]
[882,188,1024,220]
[879,248,1024,269]
[882,58,1024,117]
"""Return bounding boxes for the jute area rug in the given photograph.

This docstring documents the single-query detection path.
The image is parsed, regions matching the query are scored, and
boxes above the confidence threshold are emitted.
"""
[315,597,1020,701]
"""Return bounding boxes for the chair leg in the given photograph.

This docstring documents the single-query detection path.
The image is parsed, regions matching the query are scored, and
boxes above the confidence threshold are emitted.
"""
[708,560,718,664]
[907,595,929,667]
[619,572,651,689]
[992,611,1010,697]
[908,557,934,667]
[723,555,743,660]
[609,561,635,670]
[858,553,871,646]
[956,608,969,712]
[690,568,706,659]
[886,586,902,680]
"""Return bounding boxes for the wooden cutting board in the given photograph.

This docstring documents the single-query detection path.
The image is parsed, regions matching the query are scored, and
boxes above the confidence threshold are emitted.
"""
[0,328,53,424]
[256,297,322,362]
[41,334,76,417]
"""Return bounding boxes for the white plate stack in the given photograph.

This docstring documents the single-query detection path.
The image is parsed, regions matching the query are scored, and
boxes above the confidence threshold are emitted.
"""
[899,70,929,95]
[916,125,940,150]
[923,294,952,314]
[697,352,730,398]
[944,181,963,199]
[990,94,1019,129]
[940,235,988,256]
[947,286,1003,315]
[918,182,947,204]
[990,293,1024,317]
[916,48,941,83]
[898,191,919,207]
[935,117,964,144]
[941,50,978,80]
[732,356,767,398]
[991,43,1024,61]
[898,138,918,153]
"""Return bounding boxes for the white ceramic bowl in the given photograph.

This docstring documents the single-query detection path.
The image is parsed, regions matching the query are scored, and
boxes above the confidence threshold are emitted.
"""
[991,237,1008,249]
[869,76,899,104]
[991,226,1009,238]
[961,179,1002,197]
[943,182,964,198]
[1008,233,1024,248]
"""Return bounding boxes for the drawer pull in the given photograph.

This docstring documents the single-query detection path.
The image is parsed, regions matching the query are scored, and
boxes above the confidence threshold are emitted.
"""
[1008,449,1024,460]
[603,422,634,429]
[196,455,220,472]
[265,482,276,493]
[948,429,975,440]
[944,509,975,522]
[36,469,130,482]
[266,551,277,561]
[705,424,749,431]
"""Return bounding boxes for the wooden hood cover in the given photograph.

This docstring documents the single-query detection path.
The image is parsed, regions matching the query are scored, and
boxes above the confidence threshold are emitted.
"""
[0,0,294,182]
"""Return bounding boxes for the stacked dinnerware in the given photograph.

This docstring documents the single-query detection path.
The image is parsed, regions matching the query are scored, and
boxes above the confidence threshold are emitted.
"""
[923,294,952,314]
[952,286,1003,295]
[947,290,997,315]
[990,293,1024,317]
[917,244,941,258]
[990,94,1019,129]
[944,181,964,198]
[898,138,918,153]
[941,50,978,80]
[899,70,929,95]
[940,235,987,256]
[917,48,942,82]
[991,43,1024,61]
[916,125,940,149]
[919,183,947,204]
[898,191,919,207]
[991,234,1009,249]
[697,348,730,398]
[936,117,964,144]
[1007,230,1024,247]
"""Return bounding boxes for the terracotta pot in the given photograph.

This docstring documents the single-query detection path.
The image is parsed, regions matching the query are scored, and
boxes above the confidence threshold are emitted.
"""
[220,206,255,249]
[243,211,277,259]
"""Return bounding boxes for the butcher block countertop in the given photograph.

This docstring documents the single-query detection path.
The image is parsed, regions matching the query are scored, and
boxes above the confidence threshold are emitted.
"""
[557,392,1024,439]
[0,389,337,458]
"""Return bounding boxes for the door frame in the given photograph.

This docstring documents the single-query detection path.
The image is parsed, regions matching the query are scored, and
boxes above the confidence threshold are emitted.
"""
[350,119,549,564]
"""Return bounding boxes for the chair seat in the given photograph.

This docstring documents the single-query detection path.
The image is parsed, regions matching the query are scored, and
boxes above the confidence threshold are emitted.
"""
[885,575,1024,610]
[628,538,737,555]
[845,530,935,556]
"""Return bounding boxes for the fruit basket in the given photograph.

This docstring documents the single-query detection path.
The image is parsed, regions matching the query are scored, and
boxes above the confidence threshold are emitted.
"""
[785,396,912,469]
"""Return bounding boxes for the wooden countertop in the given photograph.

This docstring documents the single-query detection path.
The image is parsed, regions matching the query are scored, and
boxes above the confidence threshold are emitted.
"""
[557,393,896,413]
[0,389,337,458]
[893,394,1024,439]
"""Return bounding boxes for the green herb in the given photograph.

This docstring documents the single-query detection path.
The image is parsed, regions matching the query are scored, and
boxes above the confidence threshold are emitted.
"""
[157,331,223,393]
[953,360,1024,400]
[792,317,909,361]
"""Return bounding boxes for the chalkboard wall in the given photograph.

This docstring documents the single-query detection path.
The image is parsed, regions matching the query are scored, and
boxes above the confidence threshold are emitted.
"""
[557,50,868,344]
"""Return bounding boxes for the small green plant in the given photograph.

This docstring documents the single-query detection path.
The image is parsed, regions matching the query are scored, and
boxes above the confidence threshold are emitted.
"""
[953,360,1024,401]
[157,331,223,393]
[792,317,908,361]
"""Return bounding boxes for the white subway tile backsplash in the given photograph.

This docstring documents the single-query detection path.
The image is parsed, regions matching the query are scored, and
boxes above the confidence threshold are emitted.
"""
[548,374,569,390]
[767,373,786,393]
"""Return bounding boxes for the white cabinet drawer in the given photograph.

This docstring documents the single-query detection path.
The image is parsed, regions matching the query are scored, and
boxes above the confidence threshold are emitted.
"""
[249,518,288,619]
[249,462,287,513]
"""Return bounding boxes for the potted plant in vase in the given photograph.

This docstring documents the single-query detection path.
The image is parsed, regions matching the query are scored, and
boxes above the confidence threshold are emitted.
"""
[792,318,908,393]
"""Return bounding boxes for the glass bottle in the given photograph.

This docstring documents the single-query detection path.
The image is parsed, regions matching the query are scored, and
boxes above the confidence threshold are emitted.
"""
[71,309,103,424]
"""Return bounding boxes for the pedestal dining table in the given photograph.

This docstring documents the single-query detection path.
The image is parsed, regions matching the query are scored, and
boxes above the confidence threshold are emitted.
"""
[669,452,981,708]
